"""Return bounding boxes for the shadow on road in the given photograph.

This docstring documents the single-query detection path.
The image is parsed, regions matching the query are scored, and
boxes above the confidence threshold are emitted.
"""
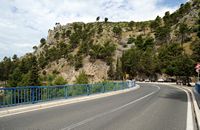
[159,89,187,102]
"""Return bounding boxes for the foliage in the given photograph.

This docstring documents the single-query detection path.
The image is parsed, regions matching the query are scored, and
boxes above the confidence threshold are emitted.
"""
[107,63,115,79]
[75,71,89,84]
[74,54,83,71]
[179,23,190,45]
[128,21,135,30]
[53,76,67,85]
[121,48,141,77]
[40,38,46,47]
[135,36,155,51]
[96,16,100,22]
[113,26,122,37]
[155,26,171,44]
[115,58,123,80]
[104,17,108,23]
[89,42,116,64]
[28,55,40,86]
[198,12,200,38]
[191,39,200,62]
[150,16,162,31]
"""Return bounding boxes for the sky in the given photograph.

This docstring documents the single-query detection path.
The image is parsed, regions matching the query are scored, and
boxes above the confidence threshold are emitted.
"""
[0,0,187,60]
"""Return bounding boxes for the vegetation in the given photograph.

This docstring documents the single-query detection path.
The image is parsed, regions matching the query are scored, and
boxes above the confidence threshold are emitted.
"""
[0,1,199,87]
[75,71,89,84]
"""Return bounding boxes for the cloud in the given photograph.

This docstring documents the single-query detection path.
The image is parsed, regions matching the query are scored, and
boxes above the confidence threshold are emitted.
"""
[0,0,187,60]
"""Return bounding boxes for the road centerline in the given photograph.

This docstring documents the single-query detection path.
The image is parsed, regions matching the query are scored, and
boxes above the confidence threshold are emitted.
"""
[61,85,160,130]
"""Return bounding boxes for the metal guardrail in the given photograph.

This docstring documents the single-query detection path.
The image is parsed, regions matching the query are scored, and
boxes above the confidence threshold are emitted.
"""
[0,81,136,108]
[195,82,200,94]
[194,82,200,108]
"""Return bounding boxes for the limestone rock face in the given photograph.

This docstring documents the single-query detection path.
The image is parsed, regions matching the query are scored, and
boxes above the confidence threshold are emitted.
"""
[34,0,199,83]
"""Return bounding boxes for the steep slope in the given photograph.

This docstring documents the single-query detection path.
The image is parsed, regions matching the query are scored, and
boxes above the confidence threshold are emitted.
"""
[33,0,200,83]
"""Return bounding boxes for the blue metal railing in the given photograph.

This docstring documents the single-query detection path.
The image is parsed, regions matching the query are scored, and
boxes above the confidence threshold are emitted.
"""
[195,82,200,94]
[0,81,136,108]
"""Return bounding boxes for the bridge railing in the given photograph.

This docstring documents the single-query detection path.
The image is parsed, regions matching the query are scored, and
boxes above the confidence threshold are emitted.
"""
[0,81,136,108]
[195,82,200,94]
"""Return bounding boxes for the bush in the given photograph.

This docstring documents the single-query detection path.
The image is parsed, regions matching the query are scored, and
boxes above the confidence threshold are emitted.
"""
[127,37,135,44]
[75,71,89,84]
[53,76,67,85]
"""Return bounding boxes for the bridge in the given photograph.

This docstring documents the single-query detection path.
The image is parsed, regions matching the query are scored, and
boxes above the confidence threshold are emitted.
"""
[0,81,199,130]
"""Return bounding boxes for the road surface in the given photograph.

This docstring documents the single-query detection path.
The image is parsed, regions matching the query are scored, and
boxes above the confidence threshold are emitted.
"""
[0,83,189,130]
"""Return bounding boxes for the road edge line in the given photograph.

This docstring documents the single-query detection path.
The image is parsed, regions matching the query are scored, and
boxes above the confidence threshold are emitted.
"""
[165,84,194,130]
[184,87,200,129]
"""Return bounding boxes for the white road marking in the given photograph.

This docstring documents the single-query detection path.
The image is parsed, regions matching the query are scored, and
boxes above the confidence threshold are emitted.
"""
[61,85,160,130]
[156,83,194,130]
[172,86,194,130]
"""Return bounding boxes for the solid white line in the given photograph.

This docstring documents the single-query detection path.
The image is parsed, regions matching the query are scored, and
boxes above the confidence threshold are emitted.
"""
[163,84,194,130]
[61,86,160,130]
[185,88,200,128]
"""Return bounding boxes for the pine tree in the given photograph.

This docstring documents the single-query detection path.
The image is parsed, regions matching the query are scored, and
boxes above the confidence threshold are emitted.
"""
[115,58,123,80]
[28,55,40,86]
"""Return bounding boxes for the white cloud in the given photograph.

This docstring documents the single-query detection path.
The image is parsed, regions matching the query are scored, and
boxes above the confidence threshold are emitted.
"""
[0,0,186,60]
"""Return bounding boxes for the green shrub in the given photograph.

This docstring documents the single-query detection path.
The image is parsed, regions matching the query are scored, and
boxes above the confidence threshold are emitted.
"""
[75,71,89,84]
[53,76,67,85]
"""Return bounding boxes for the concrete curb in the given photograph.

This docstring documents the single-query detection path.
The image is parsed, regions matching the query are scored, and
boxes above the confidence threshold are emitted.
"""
[0,85,140,118]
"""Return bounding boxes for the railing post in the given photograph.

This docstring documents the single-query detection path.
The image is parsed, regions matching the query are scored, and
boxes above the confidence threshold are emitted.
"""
[87,84,90,96]
[114,83,116,91]
[64,85,68,99]
[102,83,105,93]
[31,87,35,104]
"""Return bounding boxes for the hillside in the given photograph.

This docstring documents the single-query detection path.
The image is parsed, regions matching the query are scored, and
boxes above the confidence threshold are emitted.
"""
[0,0,200,87]
[32,0,199,83]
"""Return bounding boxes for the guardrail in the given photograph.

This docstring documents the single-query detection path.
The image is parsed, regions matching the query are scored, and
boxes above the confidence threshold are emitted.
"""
[0,81,136,108]
[195,82,200,94]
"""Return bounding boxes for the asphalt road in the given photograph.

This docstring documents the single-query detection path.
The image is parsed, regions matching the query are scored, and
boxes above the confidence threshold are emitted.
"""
[0,83,188,130]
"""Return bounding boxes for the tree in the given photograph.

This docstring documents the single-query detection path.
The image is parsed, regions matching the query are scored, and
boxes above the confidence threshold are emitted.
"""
[141,22,147,34]
[107,63,115,79]
[163,11,171,26]
[115,58,123,80]
[40,38,46,47]
[12,54,18,62]
[2,57,13,83]
[96,16,100,22]
[75,71,89,84]
[112,26,122,38]
[53,76,67,85]
[104,17,108,23]
[197,12,200,38]
[8,67,22,87]
[179,23,190,46]
[191,39,200,62]
[28,55,40,86]
[121,48,141,78]
[135,36,154,51]
[150,16,162,31]
[74,54,83,71]
[128,21,135,30]
[33,46,38,52]
[127,37,135,44]
[158,43,183,72]
[155,26,171,44]
[173,54,194,85]
[89,42,116,64]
